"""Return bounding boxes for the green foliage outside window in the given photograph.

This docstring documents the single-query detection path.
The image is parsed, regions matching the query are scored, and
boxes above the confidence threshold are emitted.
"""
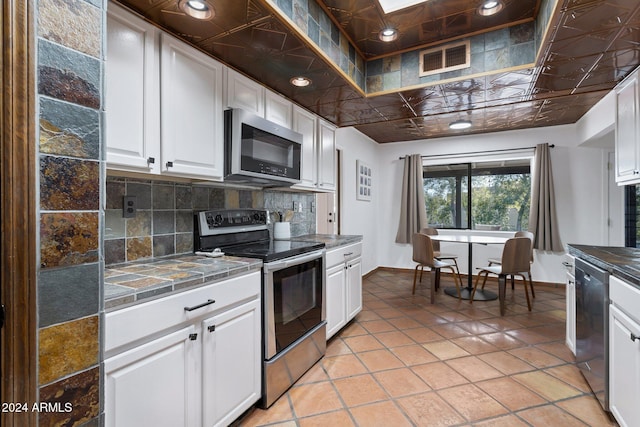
[424,161,531,231]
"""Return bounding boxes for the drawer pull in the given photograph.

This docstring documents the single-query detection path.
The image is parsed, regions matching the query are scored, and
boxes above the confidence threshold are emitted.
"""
[343,252,353,257]
[184,299,216,312]
[208,325,216,333]
[189,333,198,341]
[632,333,639,342]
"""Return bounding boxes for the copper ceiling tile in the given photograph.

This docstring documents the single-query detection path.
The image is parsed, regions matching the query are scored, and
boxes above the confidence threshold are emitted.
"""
[110,0,640,143]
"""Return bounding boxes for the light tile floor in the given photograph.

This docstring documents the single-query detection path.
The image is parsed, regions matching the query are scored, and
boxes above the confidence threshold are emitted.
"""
[237,270,618,426]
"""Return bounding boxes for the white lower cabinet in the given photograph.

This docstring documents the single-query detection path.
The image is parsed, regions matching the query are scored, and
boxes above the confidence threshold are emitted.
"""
[346,257,363,319]
[325,242,363,339]
[104,271,261,427]
[609,275,640,427]
[104,326,198,427]
[566,271,576,354]
[201,299,261,427]
[326,263,347,337]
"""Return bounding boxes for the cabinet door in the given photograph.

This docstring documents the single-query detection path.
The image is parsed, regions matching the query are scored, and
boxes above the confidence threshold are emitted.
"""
[225,68,264,116]
[201,299,261,427]
[265,91,293,127]
[292,106,318,189]
[609,304,640,427]
[615,74,640,184]
[104,326,198,427]
[105,4,160,173]
[566,272,576,354]
[346,257,363,320]
[326,263,347,339]
[160,34,224,180]
[317,119,337,191]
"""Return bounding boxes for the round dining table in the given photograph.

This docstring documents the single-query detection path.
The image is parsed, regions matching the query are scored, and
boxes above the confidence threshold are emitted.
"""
[429,233,510,301]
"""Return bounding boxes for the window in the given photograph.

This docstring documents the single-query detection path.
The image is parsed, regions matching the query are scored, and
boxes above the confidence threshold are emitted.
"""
[423,159,531,231]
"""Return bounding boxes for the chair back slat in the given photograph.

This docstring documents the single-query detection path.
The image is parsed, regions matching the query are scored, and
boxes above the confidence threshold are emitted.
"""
[500,237,531,274]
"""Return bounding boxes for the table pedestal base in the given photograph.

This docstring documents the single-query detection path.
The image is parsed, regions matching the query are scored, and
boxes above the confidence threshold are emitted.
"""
[444,286,497,301]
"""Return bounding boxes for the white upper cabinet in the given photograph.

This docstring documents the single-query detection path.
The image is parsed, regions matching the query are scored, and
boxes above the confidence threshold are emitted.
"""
[160,34,224,180]
[317,119,337,191]
[226,68,293,128]
[105,4,160,173]
[292,111,337,192]
[106,6,223,181]
[292,105,318,189]
[225,68,265,116]
[615,70,640,184]
[265,91,293,128]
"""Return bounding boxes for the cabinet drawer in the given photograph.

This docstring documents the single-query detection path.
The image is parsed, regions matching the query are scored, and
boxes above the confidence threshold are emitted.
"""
[106,271,260,355]
[610,276,640,321]
[326,242,362,268]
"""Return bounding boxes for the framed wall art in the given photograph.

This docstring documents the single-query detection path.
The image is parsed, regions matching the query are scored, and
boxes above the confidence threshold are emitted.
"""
[356,160,372,201]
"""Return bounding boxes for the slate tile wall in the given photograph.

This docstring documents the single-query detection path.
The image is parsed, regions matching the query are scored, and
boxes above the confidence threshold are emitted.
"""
[105,176,317,265]
[36,0,103,424]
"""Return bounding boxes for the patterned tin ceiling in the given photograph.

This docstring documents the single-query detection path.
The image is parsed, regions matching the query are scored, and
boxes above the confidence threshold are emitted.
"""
[113,0,640,143]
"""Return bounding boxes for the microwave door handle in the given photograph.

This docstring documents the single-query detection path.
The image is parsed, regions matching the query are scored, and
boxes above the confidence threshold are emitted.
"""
[263,250,324,273]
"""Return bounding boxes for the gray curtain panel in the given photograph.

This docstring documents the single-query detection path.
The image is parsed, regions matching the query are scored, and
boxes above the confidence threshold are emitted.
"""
[529,143,563,252]
[396,154,428,244]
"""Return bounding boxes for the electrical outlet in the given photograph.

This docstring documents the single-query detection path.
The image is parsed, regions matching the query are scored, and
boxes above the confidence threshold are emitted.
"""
[123,195,137,218]
[293,201,303,212]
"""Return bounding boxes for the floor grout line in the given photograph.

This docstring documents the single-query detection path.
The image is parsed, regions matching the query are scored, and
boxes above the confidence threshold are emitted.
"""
[237,271,618,427]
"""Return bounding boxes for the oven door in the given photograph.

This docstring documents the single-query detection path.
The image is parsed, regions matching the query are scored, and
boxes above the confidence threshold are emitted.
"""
[263,250,325,360]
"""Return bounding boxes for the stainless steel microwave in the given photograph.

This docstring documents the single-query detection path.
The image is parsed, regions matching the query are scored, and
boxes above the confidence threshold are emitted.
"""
[224,108,302,187]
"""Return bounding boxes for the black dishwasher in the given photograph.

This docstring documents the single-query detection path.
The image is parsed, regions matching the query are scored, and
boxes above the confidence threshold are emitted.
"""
[575,258,610,411]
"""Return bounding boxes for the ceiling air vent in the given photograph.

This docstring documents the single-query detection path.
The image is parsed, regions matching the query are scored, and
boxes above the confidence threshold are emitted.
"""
[419,40,470,77]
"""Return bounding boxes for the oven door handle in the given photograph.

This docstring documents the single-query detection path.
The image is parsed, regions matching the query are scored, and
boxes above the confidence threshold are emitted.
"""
[263,250,325,273]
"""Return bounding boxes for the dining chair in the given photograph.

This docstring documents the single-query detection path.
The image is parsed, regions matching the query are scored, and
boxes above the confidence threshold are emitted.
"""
[412,233,462,303]
[471,236,532,316]
[420,227,462,277]
[487,230,535,298]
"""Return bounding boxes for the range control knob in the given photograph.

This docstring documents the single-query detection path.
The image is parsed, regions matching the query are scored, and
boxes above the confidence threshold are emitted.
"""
[214,214,224,226]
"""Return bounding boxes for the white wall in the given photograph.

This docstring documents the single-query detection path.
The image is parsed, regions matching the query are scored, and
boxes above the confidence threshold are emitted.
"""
[335,127,380,275]
[336,121,620,284]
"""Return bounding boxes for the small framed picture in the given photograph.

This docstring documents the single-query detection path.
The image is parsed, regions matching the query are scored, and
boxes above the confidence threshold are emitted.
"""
[356,160,372,201]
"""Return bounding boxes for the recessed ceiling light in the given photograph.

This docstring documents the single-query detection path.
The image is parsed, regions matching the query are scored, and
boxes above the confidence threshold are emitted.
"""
[449,120,472,130]
[290,76,311,87]
[478,0,504,16]
[178,0,215,20]
[378,28,398,42]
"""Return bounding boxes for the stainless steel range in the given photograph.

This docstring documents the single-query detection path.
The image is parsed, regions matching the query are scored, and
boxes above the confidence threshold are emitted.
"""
[195,209,326,408]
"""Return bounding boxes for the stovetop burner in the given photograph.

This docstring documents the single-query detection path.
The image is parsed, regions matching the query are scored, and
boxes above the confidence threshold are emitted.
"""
[194,209,324,262]
[221,239,324,262]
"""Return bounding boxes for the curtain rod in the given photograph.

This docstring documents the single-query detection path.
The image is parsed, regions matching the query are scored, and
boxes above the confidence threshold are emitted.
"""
[398,144,555,160]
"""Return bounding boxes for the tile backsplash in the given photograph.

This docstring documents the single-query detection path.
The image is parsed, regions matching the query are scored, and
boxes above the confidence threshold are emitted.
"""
[105,176,317,265]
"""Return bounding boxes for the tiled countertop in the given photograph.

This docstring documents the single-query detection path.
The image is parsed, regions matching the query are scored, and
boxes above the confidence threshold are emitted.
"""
[293,234,363,249]
[568,244,640,287]
[104,255,262,310]
[104,234,362,311]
